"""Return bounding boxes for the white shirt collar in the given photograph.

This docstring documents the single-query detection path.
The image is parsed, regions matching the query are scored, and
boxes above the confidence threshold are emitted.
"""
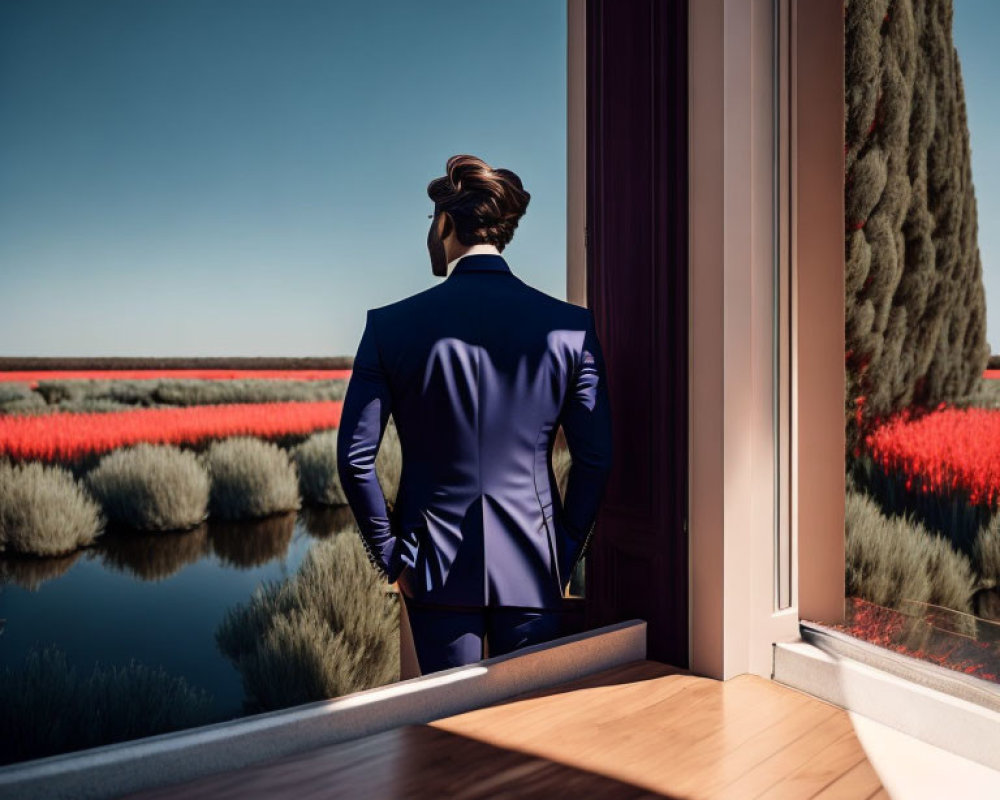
[447,243,503,275]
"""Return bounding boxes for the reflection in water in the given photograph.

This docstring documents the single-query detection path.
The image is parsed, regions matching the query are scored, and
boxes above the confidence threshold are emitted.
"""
[0,495,584,757]
[975,587,1000,628]
[0,504,358,589]
[208,511,296,568]
[0,549,83,591]
[215,531,398,714]
[0,642,221,767]
[96,523,210,581]
[0,504,357,725]
[298,503,357,539]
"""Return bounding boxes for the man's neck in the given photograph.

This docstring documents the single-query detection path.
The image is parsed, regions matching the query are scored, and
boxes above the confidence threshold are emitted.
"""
[447,243,502,276]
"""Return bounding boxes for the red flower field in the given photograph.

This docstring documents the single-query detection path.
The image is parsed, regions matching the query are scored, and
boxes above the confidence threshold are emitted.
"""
[0,401,344,462]
[0,369,351,388]
[865,404,1000,510]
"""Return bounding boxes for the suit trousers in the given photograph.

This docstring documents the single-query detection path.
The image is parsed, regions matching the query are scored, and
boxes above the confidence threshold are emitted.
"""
[401,594,564,674]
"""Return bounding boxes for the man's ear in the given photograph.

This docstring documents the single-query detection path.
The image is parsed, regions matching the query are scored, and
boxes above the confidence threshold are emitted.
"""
[439,211,453,240]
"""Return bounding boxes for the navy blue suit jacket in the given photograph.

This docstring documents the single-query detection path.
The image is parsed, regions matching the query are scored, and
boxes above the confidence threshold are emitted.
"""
[336,253,613,610]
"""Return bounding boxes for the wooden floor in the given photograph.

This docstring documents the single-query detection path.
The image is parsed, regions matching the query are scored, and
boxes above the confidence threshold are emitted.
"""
[122,660,888,799]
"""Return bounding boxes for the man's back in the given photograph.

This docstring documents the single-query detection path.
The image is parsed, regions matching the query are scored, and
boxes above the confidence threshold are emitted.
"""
[337,252,613,610]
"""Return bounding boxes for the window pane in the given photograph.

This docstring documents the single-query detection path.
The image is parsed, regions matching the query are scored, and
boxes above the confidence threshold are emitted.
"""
[0,0,569,764]
[838,0,1000,687]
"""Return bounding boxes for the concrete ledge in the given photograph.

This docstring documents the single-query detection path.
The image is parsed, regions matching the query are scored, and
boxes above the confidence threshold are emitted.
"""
[773,635,1000,772]
[0,619,647,800]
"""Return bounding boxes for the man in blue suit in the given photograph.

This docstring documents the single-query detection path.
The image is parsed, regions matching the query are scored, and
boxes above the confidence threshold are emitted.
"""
[336,155,613,674]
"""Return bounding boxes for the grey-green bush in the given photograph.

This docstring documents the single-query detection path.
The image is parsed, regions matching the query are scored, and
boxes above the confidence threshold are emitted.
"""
[200,436,301,520]
[376,419,401,509]
[52,399,143,414]
[0,461,105,556]
[0,399,139,418]
[552,444,572,503]
[84,443,210,531]
[550,445,585,594]
[33,379,115,405]
[291,429,347,505]
[291,419,399,508]
[845,486,976,624]
[0,382,47,414]
[153,378,346,406]
[0,643,219,766]
[215,530,399,712]
[0,382,35,404]
[32,378,346,409]
[956,375,1000,411]
[971,515,1000,590]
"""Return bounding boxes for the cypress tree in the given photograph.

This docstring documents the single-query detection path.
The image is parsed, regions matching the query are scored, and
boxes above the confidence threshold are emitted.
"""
[845,0,990,458]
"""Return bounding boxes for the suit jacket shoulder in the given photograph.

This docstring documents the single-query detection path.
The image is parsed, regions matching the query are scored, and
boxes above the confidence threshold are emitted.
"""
[370,281,447,316]
[374,278,589,328]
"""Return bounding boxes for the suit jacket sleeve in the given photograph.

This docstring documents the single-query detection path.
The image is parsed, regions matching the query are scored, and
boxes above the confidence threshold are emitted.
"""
[557,309,614,579]
[336,309,413,584]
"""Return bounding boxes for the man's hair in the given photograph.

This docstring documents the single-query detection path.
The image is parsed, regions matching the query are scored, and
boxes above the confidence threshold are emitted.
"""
[427,155,531,251]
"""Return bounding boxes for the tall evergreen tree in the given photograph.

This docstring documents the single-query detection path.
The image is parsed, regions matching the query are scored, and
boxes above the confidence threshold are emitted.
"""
[845,0,990,458]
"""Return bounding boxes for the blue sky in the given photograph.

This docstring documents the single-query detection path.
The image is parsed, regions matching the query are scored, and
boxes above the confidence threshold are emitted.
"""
[0,0,567,357]
[954,0,1000,354]
[3,1,997,359]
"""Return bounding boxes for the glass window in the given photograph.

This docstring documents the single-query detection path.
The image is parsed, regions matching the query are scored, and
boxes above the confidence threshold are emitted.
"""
[0,0,569,765]
[833,0,999,687]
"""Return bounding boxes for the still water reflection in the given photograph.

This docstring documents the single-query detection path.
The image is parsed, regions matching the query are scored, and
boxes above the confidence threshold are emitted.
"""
[0,505,358,720]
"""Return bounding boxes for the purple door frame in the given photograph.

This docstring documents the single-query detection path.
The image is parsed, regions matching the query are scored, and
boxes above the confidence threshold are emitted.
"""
[584,0,690,667]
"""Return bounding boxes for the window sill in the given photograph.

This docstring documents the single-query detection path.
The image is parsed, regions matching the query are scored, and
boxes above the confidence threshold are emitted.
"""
[772,624,1000,772]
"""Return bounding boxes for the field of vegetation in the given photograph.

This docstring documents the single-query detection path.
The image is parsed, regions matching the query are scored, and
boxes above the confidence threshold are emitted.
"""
[0,365,576,765]
[841,377,1000,683]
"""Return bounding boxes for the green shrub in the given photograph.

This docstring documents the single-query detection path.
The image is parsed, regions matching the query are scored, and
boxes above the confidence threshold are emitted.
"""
[200,436,301,520]
[0,643,219,766]
[84,443,210,531]
[215,530,399,712]
[291,429,347,505]
[0,461,105,556]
